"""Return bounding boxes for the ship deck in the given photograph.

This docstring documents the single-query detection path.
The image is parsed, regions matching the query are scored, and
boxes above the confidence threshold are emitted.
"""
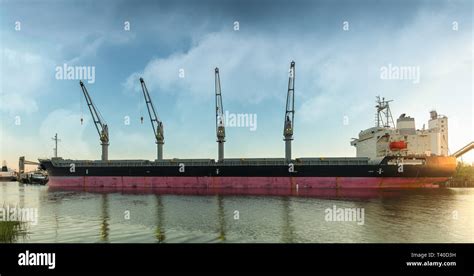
[43,157,371,167]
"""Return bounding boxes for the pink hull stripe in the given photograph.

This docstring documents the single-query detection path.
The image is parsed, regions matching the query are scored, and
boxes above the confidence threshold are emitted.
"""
[48,176,446,189]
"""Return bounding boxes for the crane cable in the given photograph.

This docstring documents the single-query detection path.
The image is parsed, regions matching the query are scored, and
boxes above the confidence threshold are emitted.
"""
[80,87,84,125]
[139,84,144,124]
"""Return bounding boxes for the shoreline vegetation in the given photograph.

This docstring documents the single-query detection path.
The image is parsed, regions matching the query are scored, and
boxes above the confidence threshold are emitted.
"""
[446,163,474,187]
[0,221,27,243]
[0,204,28,243]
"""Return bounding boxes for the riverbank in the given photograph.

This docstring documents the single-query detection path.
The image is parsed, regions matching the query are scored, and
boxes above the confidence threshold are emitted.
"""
[446,164,474,187]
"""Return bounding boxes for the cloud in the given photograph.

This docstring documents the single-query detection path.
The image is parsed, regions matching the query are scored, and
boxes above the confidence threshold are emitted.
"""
[0,48,55,114]
[299,94,333,122]
[0,131,47,170]
[38,109,92,159]
[112,129,150,159]
[0,108,90,170]
[65,35,106,65]
[122,1,472,158]
[65,31,136,65]
[123,31,297,104]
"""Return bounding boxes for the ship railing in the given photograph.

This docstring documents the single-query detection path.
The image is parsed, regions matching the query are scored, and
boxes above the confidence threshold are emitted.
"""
[50,159,217,167]
[295,157,370,166]
[221,157,370,166]
[222,158,287,166]
[49,157,370,167]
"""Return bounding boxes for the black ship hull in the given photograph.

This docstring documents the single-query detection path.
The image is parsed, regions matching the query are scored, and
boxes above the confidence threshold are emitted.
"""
[40,156,456,190]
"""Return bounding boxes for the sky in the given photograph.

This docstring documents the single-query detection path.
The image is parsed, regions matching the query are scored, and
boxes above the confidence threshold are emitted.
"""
[0,0,473,170]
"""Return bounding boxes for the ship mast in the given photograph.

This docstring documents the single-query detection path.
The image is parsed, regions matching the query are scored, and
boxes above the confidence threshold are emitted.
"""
[79,81,109,161]
[215,68,225,162]
[140,78,164,160]
[52,133,61,158]
[375,96,394,128]
[284,61,295,163]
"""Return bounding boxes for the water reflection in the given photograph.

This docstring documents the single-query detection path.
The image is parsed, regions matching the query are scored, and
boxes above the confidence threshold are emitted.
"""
[100,194,109,242]
[47,186,399,199]
[216,195,226,241]
[155,195,165,242]
[281,197,295,243]
[1,182,473,243]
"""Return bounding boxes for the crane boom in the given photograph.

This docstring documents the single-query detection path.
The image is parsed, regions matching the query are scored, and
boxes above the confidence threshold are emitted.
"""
[283,61,295,162]
[140,78,164,160]
[79,81,109,161]
[215,68,225,162]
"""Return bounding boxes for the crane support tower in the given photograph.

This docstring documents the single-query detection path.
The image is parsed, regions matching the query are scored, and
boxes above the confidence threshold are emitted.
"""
[215,68,226,162]
[284,61,295,163]
[79,81,109,161]
[140,78,164,160]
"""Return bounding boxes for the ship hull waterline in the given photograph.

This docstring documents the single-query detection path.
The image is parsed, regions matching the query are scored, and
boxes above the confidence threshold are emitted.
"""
[47,176,447,189]
[40,155,457,194]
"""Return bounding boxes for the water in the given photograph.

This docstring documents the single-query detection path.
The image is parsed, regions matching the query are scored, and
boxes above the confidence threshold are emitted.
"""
[1,182,473,243]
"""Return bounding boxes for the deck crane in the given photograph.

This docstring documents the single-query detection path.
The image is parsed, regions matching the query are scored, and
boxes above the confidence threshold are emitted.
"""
[215,68,225,162]
[79,81,109,161]
[284,61,295,163]
[139,78,164,160]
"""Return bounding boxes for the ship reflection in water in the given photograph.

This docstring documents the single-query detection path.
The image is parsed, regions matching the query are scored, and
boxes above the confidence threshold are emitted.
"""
[0,182,473,243]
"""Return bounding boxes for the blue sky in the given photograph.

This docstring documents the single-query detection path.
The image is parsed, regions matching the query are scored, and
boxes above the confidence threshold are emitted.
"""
[0,0,473,169]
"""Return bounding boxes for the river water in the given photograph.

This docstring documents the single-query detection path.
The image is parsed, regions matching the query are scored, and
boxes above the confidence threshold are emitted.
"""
[0,182,473,243]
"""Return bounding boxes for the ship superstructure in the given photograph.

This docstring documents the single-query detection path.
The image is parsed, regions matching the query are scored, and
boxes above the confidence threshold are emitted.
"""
[351,97,449,163]
[0,161,17,182]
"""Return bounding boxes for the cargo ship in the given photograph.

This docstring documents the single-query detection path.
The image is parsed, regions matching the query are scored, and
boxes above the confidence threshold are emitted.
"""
[39,62,459,190]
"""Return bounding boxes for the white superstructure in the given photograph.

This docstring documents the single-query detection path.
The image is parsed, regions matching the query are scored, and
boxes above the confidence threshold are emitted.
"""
[350,97,449,160]
[0,160,17,181]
